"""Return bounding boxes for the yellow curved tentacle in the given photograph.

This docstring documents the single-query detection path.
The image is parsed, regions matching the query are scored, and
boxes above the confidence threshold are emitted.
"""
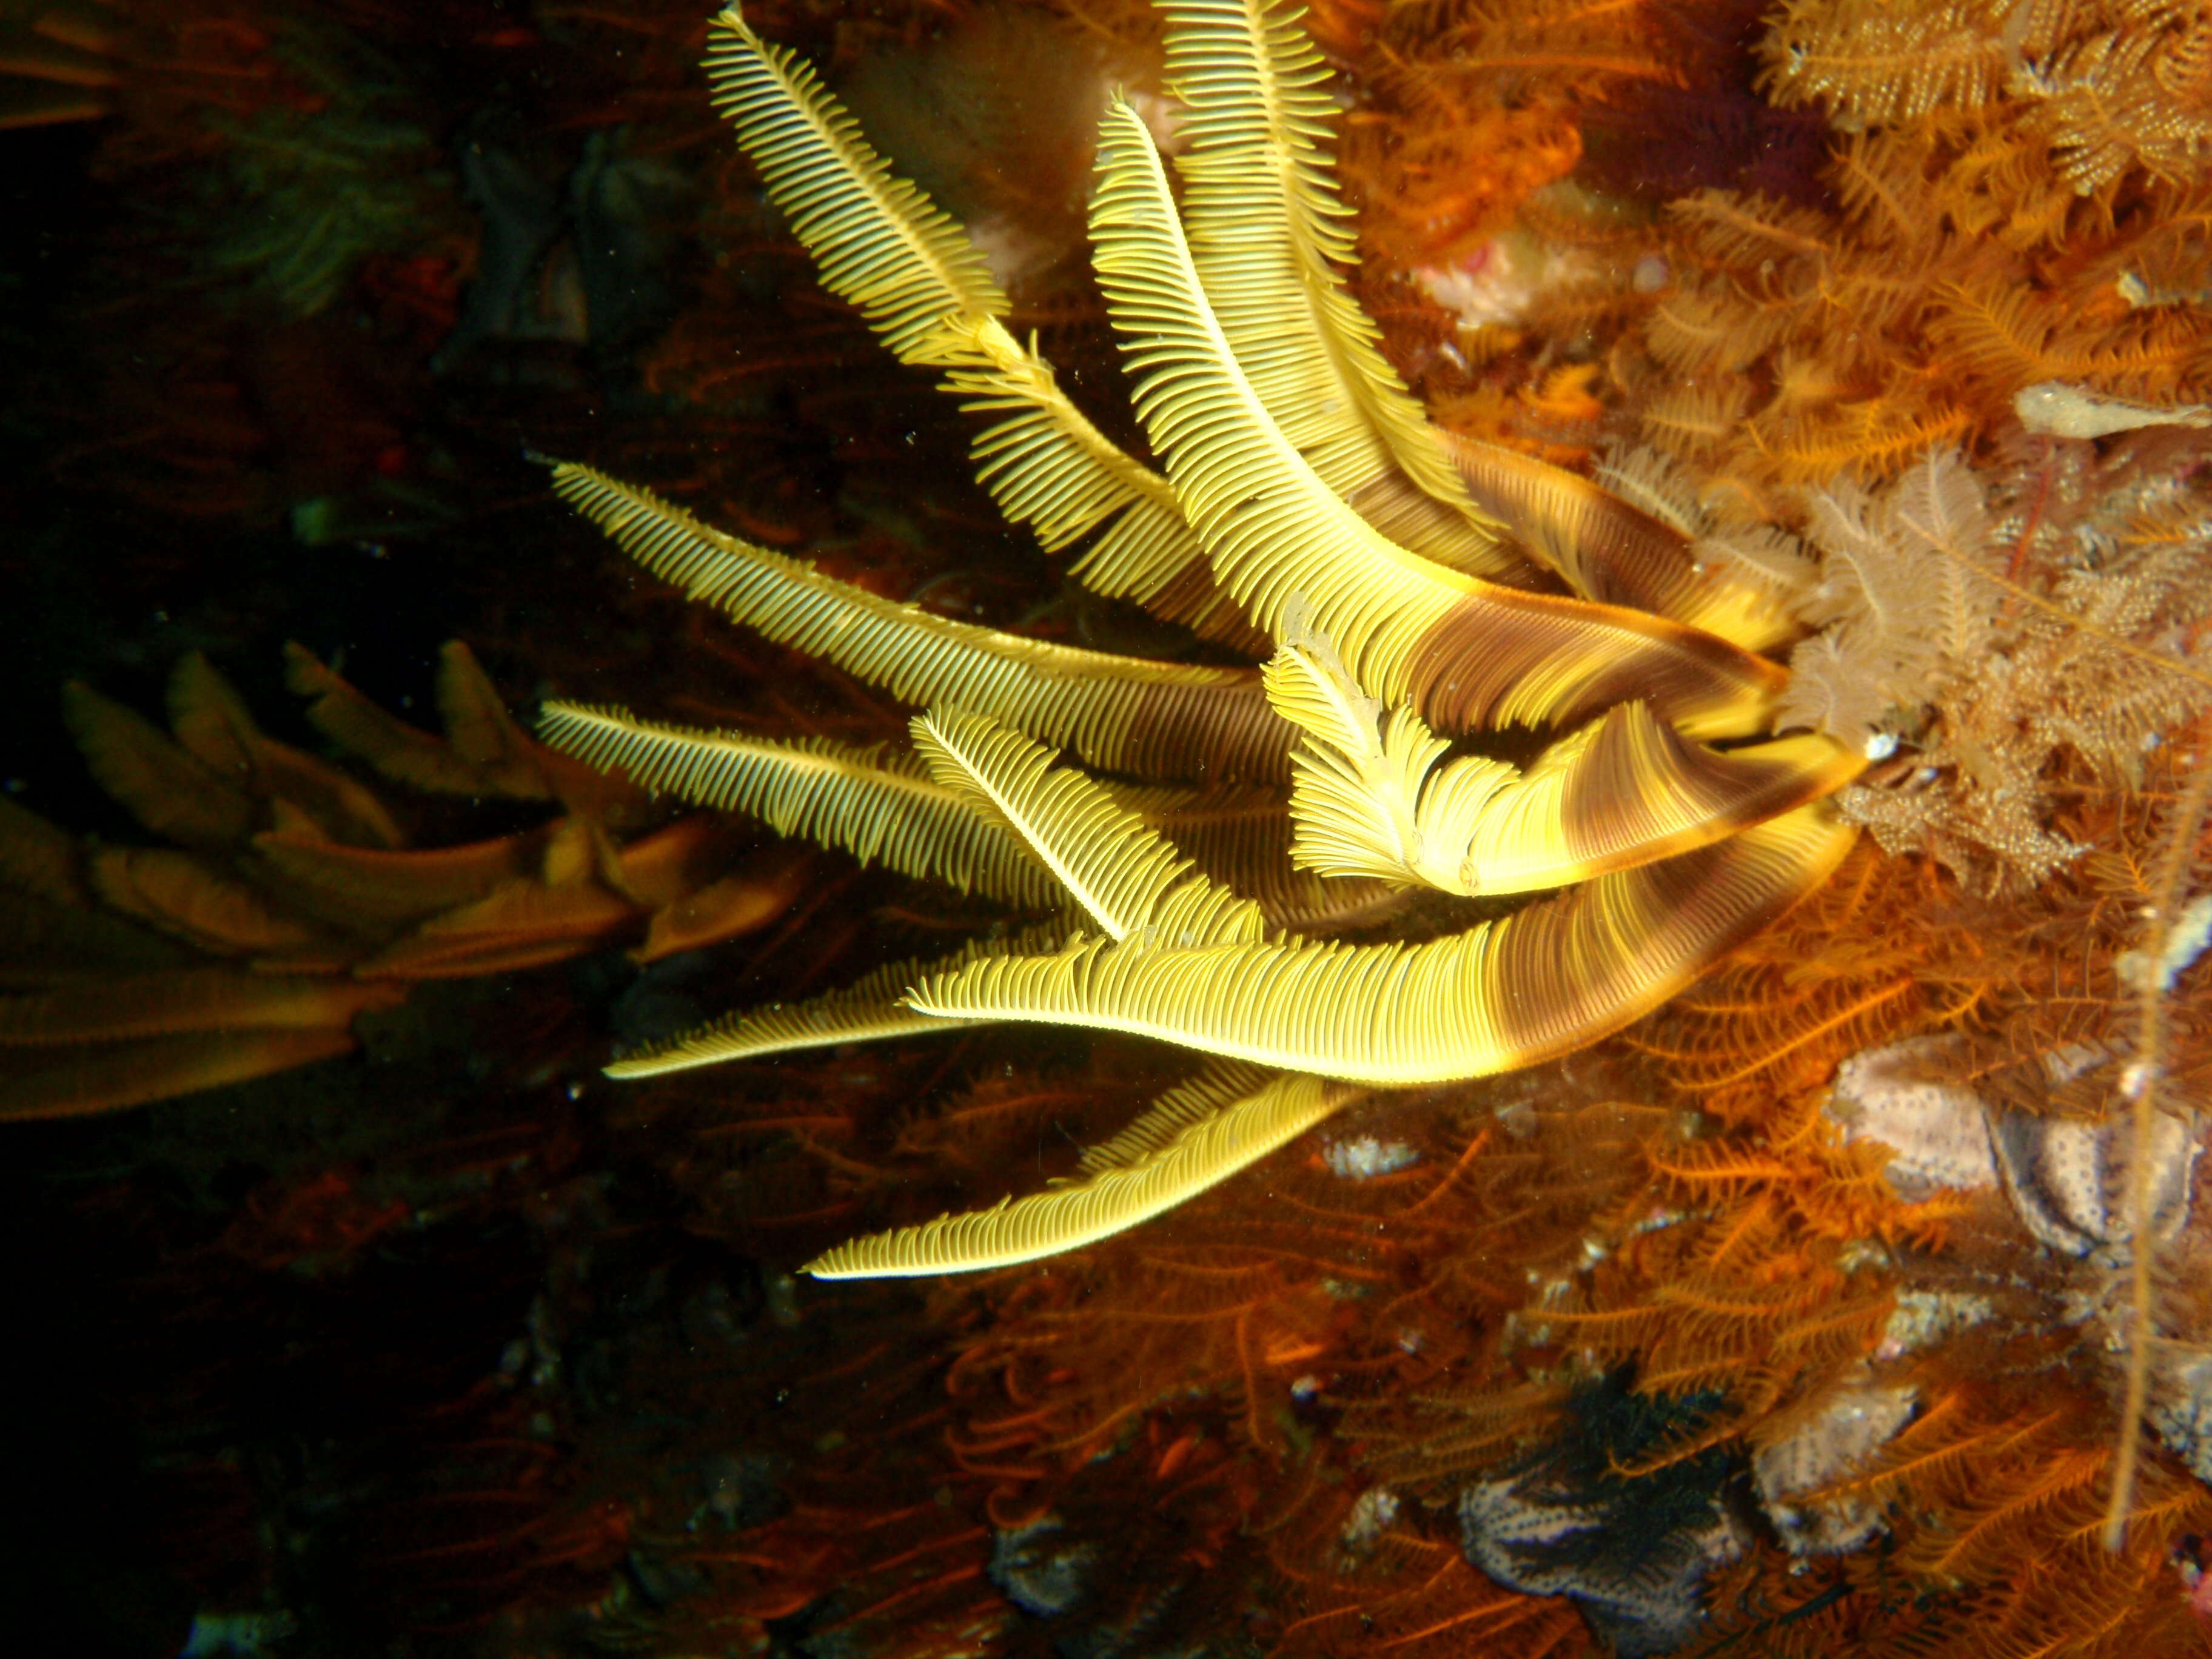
[548,461,1290,783]
[605,925,1062,1078]
[911,708,1269,947]
[803,1065,1356,1278]
[704,7,1258,645]
[1444,432,1809,652]
[1161,0,1518,581]
[1113,781,1406,933]
[1087,98,1786,741]
[1265,644,1862,895]
[908,805,1857,1085]
[537,702,1064,910]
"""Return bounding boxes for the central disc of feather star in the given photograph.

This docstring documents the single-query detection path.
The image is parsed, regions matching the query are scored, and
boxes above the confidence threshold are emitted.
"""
[537,0,1863,1279]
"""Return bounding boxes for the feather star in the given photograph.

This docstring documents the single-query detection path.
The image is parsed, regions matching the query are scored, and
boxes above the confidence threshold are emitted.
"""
[535,0,1863,1279]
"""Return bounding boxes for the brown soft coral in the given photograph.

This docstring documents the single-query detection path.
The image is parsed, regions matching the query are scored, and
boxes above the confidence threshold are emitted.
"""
[0,644,807,1118]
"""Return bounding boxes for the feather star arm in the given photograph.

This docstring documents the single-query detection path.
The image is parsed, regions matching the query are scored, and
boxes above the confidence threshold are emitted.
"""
[908,803,1857,1086]
[1440,432,1809,653]
[537,699,1391,933]
[1160,0,1515,581]
[536,702,1063,910]
[703,6,1261,645]
[1264,643,1862,895]
[547,460,1292,783]
[911,708,1270,948]
[803,1064,1359,1278]
[1115,780,1407,933]
[603,925,1064,1078]
[1085,96,1786,742]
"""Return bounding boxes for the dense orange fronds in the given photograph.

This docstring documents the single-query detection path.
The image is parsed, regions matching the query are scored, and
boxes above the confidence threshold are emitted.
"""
[1607,2,2212,501]
[1761,0,2212,193]
[1332,0,1703,270]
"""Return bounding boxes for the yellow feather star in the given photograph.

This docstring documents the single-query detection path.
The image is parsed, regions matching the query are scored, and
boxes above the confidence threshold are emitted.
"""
[538,0,1863,1278]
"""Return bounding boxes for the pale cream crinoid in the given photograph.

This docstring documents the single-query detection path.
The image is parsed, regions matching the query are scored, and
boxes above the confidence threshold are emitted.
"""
[537,0,1862,1279]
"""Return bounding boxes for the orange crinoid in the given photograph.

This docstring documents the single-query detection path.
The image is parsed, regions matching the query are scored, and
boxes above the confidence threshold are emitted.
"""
[538,0,1863,1279]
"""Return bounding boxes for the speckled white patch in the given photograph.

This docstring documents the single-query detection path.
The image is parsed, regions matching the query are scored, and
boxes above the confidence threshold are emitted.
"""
[1752,1375,1917,1555]
[1324,1135,1420,1179]
[1828,1037,1998,1197]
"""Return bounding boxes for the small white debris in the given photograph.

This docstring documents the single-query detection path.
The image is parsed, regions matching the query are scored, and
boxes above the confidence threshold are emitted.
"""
[1324,1135,1420,1179]
[1878,1288,1996,1359]
[1339,1486,1402,1555]
[2014,380,2212,439]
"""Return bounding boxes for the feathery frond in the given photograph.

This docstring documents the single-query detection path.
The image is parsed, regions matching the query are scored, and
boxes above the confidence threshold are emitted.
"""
[1757,0,2009,126]
[166,654,406,851]
[1127,783,1406,933]
[1270,639,1862,894]
[910,805,1857,1084]
[1442,433,1808,652]
[0,1027,365,1122]
[0,967,398,1047]
[1929,277,2204,400]
[803,1067,1357,1277]
[702,5,1004,357]
[1073,1058,1277,1173]
[911,708,1269,947]
[284,642,572,805]
[1087,98,1785,741]
[537,702,1062,910]
[61,681,256,850]
[604,926,1063,1078]
[1774,449,1991,749]
[548,460,1290,783]
[703,7,1256,643]
[1591,446,1817,602]
[1161,0,1512,579]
